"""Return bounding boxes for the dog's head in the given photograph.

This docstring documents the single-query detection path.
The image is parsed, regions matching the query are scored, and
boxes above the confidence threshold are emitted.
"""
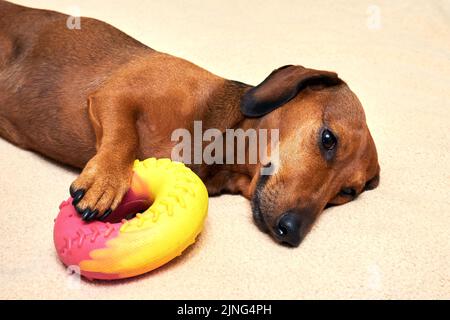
[242,65,380,246]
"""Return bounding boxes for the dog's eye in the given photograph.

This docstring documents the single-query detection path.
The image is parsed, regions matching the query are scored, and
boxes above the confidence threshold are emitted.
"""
[340,188,356,197]
[322,129,337,150]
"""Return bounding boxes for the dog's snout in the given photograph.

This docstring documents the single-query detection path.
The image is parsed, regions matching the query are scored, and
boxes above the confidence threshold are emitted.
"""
[275,211,302,247]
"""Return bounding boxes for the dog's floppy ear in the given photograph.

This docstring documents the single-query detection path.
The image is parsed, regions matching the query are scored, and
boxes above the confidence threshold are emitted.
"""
[241,65,342,117]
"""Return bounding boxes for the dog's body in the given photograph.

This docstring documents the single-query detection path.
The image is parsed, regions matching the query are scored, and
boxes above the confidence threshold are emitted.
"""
[0,1,380,246]
[0,1,251,192]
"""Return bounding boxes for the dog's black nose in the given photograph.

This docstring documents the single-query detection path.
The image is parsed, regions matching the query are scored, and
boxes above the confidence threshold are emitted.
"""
[275,212,302,246]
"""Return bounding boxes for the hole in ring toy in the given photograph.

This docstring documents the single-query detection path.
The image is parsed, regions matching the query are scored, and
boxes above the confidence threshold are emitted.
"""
[53,158,209,280]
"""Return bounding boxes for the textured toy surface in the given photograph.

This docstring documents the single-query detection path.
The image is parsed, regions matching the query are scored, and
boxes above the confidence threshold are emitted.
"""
[53,158,209,280]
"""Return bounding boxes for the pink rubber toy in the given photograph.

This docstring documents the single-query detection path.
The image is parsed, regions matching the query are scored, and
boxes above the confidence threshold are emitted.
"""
[54,189,151,280]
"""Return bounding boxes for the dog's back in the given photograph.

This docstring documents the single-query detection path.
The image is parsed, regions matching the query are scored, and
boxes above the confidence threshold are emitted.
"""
[0,0,152,164]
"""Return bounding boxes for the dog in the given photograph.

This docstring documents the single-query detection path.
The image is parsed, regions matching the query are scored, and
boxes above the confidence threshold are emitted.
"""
[0,1,379,246]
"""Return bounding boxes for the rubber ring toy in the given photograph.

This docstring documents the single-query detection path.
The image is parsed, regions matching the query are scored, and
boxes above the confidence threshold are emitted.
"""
[53,158,208,280]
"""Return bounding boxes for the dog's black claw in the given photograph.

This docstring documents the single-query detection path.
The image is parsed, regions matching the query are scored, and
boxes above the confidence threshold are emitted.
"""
[81,208,92,221]
[99,208,113,221]
[69,186,76,197]
[87,209,99,221]
[75,205,85,215]
[71,189,85,206]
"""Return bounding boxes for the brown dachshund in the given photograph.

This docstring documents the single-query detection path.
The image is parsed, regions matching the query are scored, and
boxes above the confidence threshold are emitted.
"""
[0,1,379,246]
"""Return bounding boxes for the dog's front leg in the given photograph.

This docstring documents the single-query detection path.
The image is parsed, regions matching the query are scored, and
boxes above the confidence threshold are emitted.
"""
[70,95,138,221]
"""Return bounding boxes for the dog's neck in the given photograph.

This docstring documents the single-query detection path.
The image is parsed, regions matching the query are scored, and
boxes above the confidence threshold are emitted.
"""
[196,80,277,197]
[203,80,250,131]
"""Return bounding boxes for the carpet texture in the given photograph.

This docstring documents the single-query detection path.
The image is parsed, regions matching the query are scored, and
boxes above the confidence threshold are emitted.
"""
[1,0,449,299]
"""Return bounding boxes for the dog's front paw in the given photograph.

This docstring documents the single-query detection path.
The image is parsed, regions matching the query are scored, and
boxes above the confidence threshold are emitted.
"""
[69,156,132,221]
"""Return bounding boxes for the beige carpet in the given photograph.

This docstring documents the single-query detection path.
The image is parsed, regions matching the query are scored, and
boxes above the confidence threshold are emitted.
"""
[1,0,449,299]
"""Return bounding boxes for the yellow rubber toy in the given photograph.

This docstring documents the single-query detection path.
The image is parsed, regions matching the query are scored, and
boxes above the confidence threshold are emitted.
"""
[53,158,209,280]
